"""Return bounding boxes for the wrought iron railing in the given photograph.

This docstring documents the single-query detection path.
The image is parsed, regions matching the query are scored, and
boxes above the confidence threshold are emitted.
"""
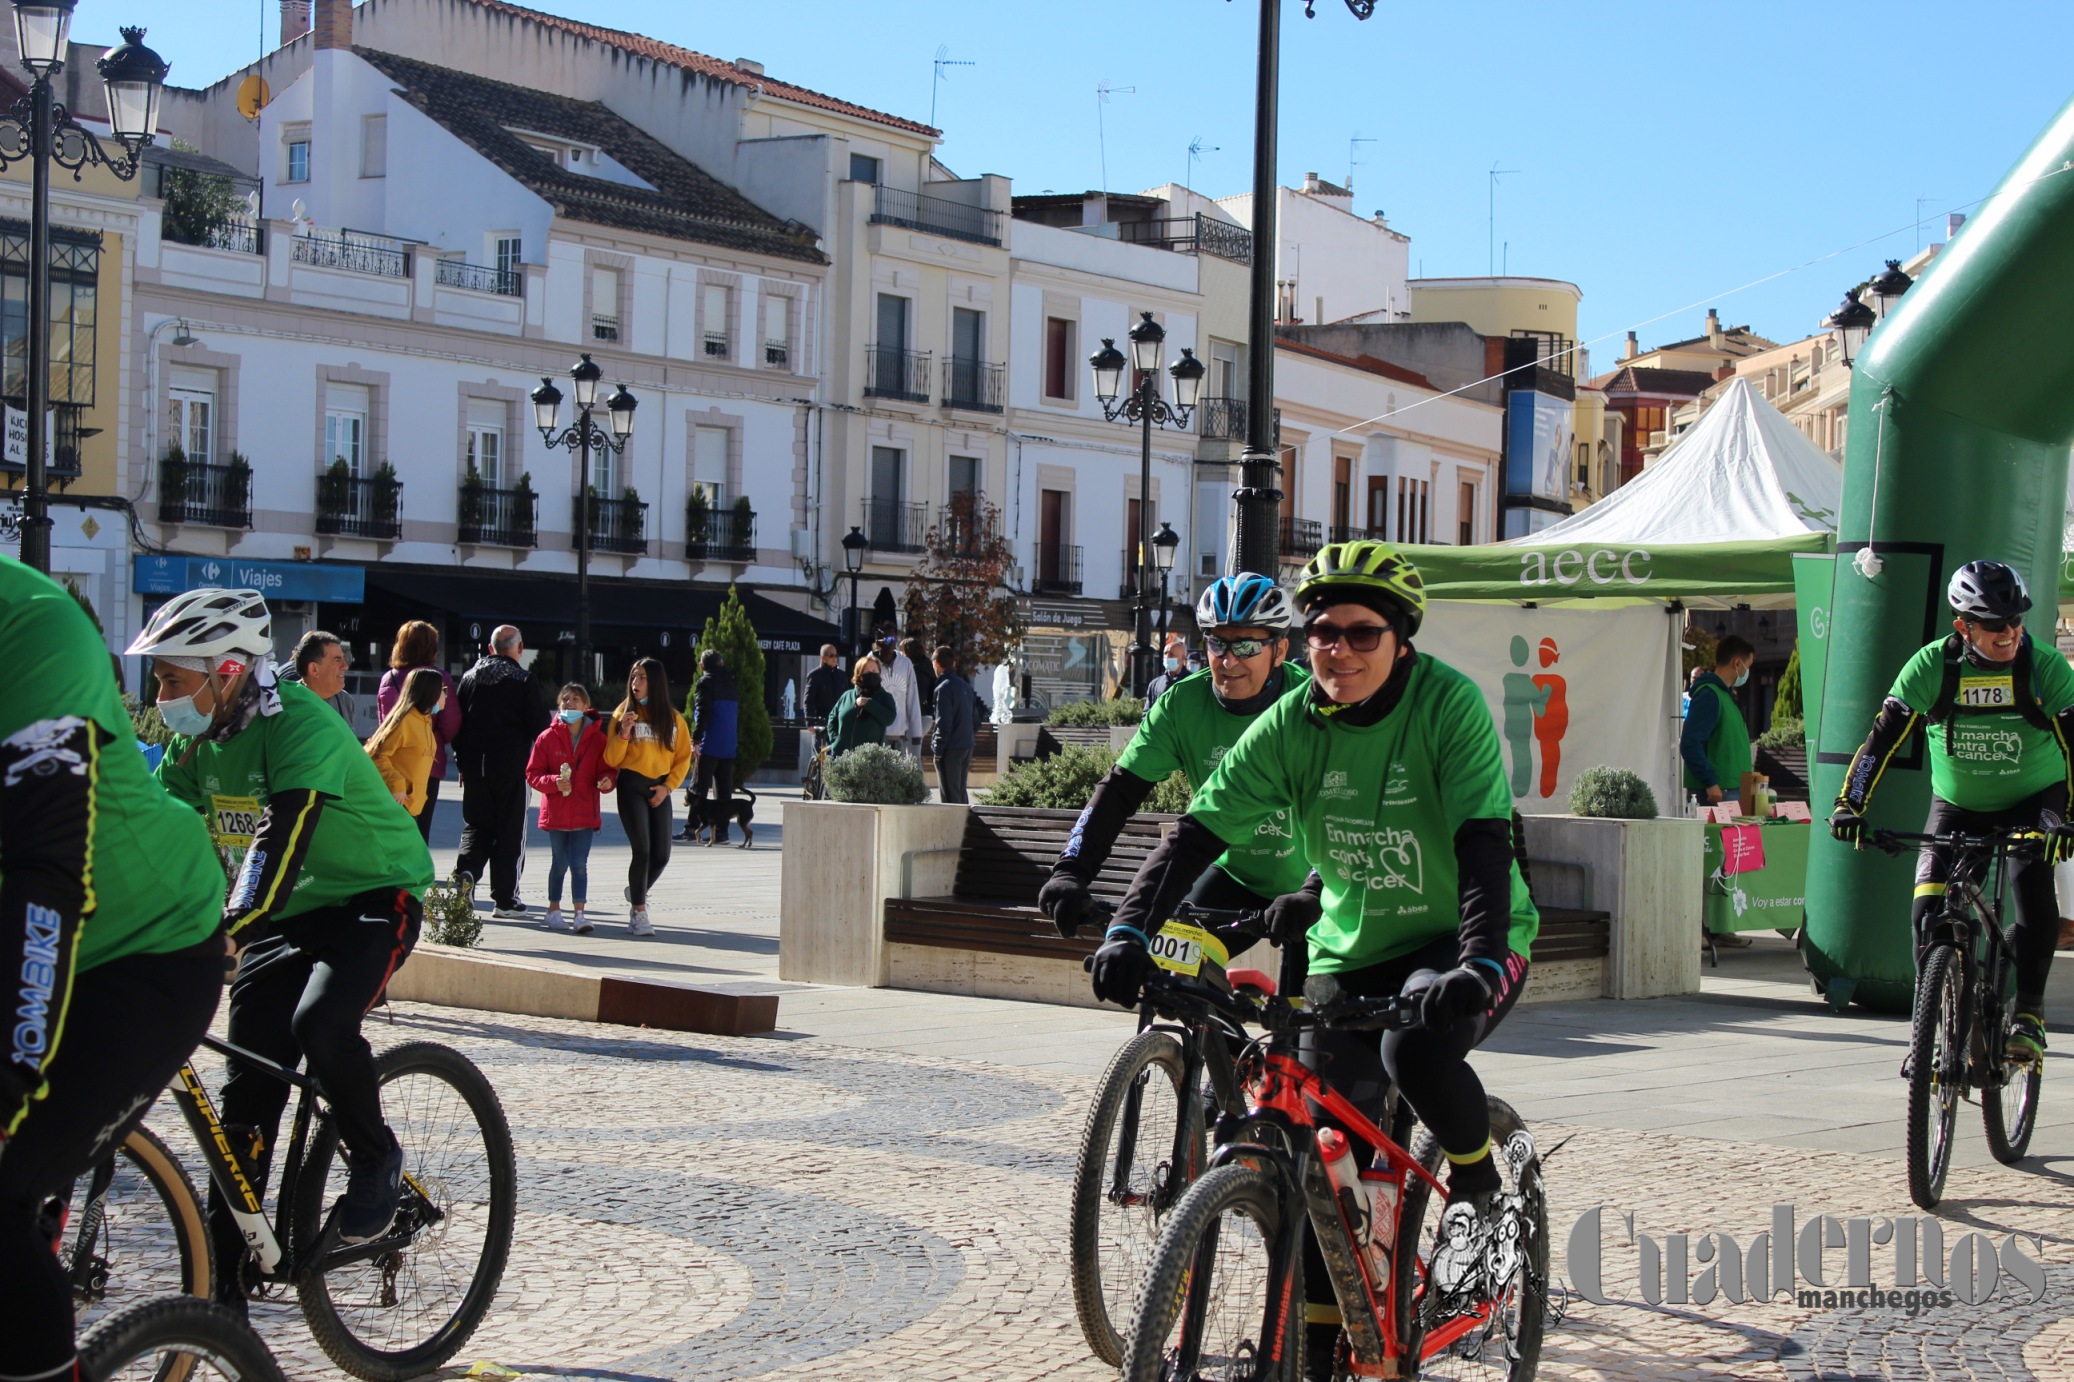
[591,314,620,343]
[703,333,730,358]
[576,493,647,556]
[862,497,928,554]
[942,358,1005,413]
[1195,398,1281,446]
[457,484,537,546]
[1033,543,1083,596]
[164,219,263,255]
[158,458,252,528]
[687,504,756,561]
[864,345,931,403]
[1279,516,1324,560]
[1329,523,1386,546]
[940,500,994,556]
[435,258,520,296]
[870,185,1005,246]
[1114,213,1252,265]
[764,339,790,368]
[291,232,408,277]
[315,473,403,539]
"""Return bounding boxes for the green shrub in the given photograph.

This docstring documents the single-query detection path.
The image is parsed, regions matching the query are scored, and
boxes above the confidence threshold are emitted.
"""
[124,693,172,747]
[1047,697,1143,727]
[1145,769,1192,814]
[1756,715,1805,753]
[824,742,926,805]
[1567,765,1659,820]
[985,743,1189,814]
[422,875,483,948]
[1772,641,1803,724]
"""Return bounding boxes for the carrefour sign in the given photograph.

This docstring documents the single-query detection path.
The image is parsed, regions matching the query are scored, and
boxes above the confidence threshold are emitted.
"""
[1516,547,1653,589]
[133,555,364,604]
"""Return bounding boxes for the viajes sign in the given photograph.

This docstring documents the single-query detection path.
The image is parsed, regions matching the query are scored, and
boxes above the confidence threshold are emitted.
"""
[1405,533,1829,604]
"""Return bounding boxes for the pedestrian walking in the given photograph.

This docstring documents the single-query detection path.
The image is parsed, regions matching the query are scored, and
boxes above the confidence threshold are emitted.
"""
[604,657,691,937]
[365,667,444,822]
[288,630,355,723]
[525,683,616,935]
[878,633,925,762]
[804,645,847,726]
[376,620,461,842]
[451,624,551,918]
[826,655,897,756]
[930,647,977,804]
[685,649,742,846]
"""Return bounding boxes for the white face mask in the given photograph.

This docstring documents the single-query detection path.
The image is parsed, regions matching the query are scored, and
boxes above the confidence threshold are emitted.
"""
[1732,666,1750,689]
[159,690,214,736]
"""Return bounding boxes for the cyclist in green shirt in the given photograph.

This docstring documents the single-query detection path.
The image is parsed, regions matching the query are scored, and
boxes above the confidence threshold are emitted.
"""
[0,557,224,1380]
[1831,561,2074,1060]
[1039,573,1309,934]
[130,587,436,1294]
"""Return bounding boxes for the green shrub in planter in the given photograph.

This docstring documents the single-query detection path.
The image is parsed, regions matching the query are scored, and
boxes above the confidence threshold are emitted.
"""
[1046,697,1144,727]
[422,875,483,948]
[986,743,1189,813]
[1567,765,1658,819]
[1756,715,1804,753]
[824,742,927,805]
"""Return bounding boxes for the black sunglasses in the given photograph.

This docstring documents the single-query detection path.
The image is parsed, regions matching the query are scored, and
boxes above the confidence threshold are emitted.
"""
[1304,621,1390,653]
[1204,634,1270,659]
[1966,615,2022,633]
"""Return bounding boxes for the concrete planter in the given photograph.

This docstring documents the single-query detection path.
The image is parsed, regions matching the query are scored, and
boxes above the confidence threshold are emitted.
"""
[779,800,969,986]
[1520,814,1703,999]
[996,723,1041,777]
[1109,724,1138,751]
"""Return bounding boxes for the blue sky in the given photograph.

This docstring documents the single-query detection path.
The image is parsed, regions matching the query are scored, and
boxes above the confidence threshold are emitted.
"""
[96,0,2074,366]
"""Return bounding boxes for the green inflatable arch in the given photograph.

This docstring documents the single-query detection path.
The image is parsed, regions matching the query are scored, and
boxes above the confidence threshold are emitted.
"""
[1804,93,2074,1011]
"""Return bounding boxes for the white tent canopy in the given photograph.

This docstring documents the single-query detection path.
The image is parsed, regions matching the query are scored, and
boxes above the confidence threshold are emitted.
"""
[1518,377,1842,547]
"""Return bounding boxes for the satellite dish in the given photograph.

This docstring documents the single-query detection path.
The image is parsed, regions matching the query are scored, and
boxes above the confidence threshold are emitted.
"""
[236,74,271,121]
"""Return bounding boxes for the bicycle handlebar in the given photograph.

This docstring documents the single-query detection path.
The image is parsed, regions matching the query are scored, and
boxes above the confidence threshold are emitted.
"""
[1082,898,1275,951]
[1868,826,2047,861]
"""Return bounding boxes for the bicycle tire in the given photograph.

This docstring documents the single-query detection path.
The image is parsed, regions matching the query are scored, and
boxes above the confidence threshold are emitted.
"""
[66,1125,214,1353]
[1983,967,2043,1163]
[76,1298,286,1382]
[291,1041,516,1381]
[1069,1028,1206,1365]
[1122,1162,1301,1382]
[1395,1097,1547,1382]
[1907,944,1966,1209]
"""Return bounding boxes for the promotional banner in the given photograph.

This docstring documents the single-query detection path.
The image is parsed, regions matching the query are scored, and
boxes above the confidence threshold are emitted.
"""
[1791,553,1833,754]
[1418,602,1680,816]
[1504,390,1572,502]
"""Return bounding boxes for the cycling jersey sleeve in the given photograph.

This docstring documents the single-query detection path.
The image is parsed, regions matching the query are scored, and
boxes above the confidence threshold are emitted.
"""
[1110,814,1232,942]
[1837,697,1920,813]
[1453,818,1516,968]
[1055,765,1156,881]
[223,787,326,942]
[0,714,97,1133]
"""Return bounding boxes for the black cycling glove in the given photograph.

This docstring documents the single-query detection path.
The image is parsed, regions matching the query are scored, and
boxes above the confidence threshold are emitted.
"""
[1090,927,1154,1006]
[1040,869,1096,938]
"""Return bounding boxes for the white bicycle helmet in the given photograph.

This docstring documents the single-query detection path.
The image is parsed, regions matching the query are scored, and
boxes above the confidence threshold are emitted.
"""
[126,587,274,675]
[1195,572,1293,632]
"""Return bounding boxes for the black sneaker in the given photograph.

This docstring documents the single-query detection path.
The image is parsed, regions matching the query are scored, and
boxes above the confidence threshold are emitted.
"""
[2007,1012,2047,1062]
[337,1134,405,1245]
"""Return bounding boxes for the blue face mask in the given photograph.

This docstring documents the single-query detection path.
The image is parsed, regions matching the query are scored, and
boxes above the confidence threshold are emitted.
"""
[1163,657,1181,673]
[158,691,214,736]
[1733,668,1750,689]
[558,708,584,724]
[634,694,648,705]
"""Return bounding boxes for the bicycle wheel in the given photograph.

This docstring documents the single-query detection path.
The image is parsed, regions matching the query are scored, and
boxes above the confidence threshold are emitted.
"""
[1983,977,2043,1164]
[1907,944,1967,1209]
[65,1126,214,1342]
[291,1041,516,1381]
[1122,1163,1301,1382]
[1069,1028,1207,1365]
[76,1298,286,1382]
[1395,1098,1548,1382]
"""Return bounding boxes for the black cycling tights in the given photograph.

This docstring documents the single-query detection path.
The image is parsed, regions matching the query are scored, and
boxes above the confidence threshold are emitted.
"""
[1914,789,2063,1012]
[0,936,221,1380]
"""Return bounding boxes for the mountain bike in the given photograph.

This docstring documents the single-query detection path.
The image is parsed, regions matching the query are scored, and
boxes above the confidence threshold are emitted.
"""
[1122,936,1549,1382]
[76,1298,286,1382]
[51,1124,213,1346]
[1872,825,2047,1209]
[62,1032,516,1381]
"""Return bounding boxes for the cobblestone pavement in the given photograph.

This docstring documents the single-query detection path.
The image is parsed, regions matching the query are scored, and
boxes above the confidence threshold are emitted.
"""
[182,998,2074,1382]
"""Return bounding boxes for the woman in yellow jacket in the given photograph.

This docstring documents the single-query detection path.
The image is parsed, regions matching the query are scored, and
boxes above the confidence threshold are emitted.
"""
[365,667,445,825]
[602,656,693,936]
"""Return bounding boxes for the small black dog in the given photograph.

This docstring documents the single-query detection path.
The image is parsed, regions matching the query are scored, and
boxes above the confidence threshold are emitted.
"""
[683,786,756,848]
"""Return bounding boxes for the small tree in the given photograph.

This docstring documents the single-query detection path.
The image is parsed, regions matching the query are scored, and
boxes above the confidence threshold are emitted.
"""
[160,139,244,248]
[902,491,1022,670]
[1773,641,1803,724]
[690,584,773,774]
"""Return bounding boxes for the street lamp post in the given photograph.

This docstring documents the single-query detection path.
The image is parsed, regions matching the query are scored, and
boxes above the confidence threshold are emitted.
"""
[532,353,636,679]
[841,524,869,661]
[1092,312,1203,696]
[0,7,166,573]
[1151,519,1179,650]
[1869,259,1914,322]
[1823,288,1876,369]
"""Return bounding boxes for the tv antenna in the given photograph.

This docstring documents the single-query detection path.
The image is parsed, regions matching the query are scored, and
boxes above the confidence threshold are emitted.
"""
[1488,162,1520,276]
[931,45,974,129]
[1347,132,1376,191]
[1186,136,1219,191]
[1096,80,1136,191]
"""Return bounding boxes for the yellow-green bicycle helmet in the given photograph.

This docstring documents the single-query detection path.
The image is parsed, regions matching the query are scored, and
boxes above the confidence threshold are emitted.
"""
[1293,539,1427,635]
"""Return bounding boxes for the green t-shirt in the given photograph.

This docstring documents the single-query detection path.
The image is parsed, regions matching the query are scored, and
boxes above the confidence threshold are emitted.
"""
[159,680,433,917]
[0,559,221,971]
[1889,636,2074,811]
[1116,662,1313,899]
[1187,654,1539,974]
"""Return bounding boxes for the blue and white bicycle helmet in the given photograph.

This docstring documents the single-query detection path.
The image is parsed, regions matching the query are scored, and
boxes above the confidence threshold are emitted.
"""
[1195,572,1293,632]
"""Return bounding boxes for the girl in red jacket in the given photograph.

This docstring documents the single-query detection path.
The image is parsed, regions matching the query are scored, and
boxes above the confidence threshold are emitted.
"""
[525,683,617,933]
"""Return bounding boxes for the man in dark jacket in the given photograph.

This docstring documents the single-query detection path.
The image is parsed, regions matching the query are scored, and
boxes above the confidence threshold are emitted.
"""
[930,647,977,804]
[804,645,847,735]
[687,649,742,844]
[451,625,550,915]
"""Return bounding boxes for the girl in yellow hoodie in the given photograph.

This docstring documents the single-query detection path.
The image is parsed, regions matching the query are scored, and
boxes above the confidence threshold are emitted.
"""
[365,667,445,824]
[603,656,692,936]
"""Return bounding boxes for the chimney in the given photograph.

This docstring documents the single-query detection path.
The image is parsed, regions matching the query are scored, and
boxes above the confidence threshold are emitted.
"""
[1621,331,1638,362]
[1704,308,1723,347]
[313,0,350,50]
[735,58,764,76]
[1303,171,1320,194]
[281,0,311,42]
[1946,211,1967,239]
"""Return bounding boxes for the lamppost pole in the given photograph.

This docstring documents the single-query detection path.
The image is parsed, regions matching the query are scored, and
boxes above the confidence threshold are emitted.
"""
[21,69,51,572]
[841,525,868,662]
[1134,378,1154,694]
[575,419,593,667]
[533,354,636,683]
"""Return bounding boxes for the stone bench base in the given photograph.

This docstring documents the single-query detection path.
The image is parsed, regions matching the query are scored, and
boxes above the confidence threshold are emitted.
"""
[386,943,779,1036]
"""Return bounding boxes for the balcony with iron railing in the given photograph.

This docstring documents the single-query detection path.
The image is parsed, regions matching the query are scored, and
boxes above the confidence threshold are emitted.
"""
[703,333,730,359]
[158,457,252,528]
[291,232,408,277]
[687,502,756,561]
[869,185,1005,247]
[764,339,790,369]
[315,472,403,540]
[939,498,995,556]
[1329,523,1386,545]
[941,357,1004,413]
[163,219,263,255]
[1032,543,1083,596]
[864,345,931,403]
[435,258,520,296]
[1196,398,1282,445]
[861,497,929,554]
[1279,516,1324,560]
[591,314,620,343]
[1114,213,1253,265]
[457,483,537,547]
[576,492,648,556]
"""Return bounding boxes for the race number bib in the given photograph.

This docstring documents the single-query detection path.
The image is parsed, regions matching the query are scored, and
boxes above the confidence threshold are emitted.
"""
[1149,922,1226,977]
[208,793,261,874]
[1956,676,2015,708]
